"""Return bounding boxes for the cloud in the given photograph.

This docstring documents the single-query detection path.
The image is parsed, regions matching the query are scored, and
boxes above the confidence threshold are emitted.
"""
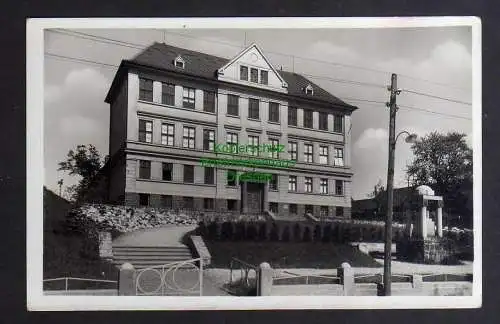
[59,115,102,137]
[306,41,360,63]
[355,128,388,150]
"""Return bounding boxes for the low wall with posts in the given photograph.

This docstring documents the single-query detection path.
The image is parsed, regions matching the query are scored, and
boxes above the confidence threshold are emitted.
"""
[198,219,406,243]
[257,262,472,296]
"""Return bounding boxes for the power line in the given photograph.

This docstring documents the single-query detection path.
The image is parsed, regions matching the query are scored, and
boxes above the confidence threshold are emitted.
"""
[301,73,386,89]
[48,28,469,91]
[45,52,119,69]
[401,89,472,106]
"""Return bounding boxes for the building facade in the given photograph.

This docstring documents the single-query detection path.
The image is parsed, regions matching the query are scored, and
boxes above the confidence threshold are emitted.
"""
[104,42,357,219]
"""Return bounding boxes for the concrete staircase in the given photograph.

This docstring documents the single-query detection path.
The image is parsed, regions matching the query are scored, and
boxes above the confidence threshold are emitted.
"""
[112,245,194,269]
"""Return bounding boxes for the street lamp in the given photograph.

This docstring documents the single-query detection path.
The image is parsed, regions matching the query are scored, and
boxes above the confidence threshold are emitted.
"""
[383,130,417,296]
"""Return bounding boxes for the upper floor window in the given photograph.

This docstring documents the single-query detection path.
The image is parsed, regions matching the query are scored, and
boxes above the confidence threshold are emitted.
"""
[304,109,313,128]
[248,98,260,120]
[334,115,344,133]
[227,170,237,186]
[139,160,151,179]
[138,120,152,143]
[270,174,278,191]
[182,87,195,109]
[227,94,239,116]
[319,145,329,164]
[161,123,175,146]
[269,138,279,159]
[226,132,238,146]
[335,180,344,196]
[304,144,313,163]
[250,68,259,83]
[174,55,185,69]
[334,147,344,166]
[162,163,173,181]
[305,84,314,95]
[268,102,280,123]
[183,165,194,183]
[288,142,297,161]
[139,78,153,102]
[319,112,328,131]
[305,177,313,193]
[248,135,259,156]
[288,176,297,192]
[288,106,297,126]
[240,66,248,81]
[203,129,215,151]
[203,91,216,113]
[320,178,328,194]
[183,126,195,149]
[204,167,215,185]
[161,83,175,106]
[260,70,268,85]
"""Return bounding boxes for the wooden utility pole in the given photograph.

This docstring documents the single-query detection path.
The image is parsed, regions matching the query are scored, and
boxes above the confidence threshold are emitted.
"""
[57,179,63,197]
[383,73,399,296]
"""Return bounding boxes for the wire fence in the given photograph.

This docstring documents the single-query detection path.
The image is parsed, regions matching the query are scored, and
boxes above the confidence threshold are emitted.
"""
[43,277,118,291]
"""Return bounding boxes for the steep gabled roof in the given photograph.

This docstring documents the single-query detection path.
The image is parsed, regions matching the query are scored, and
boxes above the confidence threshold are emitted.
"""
[107,42,357,110]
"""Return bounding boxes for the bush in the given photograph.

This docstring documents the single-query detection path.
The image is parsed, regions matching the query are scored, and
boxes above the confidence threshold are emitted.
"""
[302,227,311,242]
[281,226,290,242]
[246,223,258,240]
[258,223,267,241]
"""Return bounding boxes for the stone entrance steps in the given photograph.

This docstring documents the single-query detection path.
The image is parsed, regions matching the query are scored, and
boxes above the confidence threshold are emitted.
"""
[112,245,195,269]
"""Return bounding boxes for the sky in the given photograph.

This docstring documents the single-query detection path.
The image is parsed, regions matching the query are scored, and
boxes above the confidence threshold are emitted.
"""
[43,26,473,200]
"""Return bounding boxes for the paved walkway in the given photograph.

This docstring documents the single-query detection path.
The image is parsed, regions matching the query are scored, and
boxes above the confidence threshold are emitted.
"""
[113,225,197,247]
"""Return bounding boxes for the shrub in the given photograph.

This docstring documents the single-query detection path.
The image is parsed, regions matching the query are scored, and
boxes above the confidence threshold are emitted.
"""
[269,223,279,241]
[313,225,322,242]
[302,227,312,242]
[293,223,301,242]
[258,222,267,241]
[220,222,233,240]
[246,223,258,240]
[322,225,332,243]
[281,226,290,242]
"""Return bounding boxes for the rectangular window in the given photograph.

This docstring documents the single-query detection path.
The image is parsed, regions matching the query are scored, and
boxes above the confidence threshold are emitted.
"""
[336,206,344,217]
[204,198,215,210]
[288,142,297,161]
[183,165,194,183]
[204,167,214,184]
[161,83,175,106]
[320,206,329,218]
[320,178,328,194]
[319,112,328,131]
[203,91,215,113]
[289,204,298,214]
[288,176,297,192]
[227,94,239,116]
[161,123,175,146]
[161,195,172,208]
[139,193,150,206]
[248,98,260,120]
[304,144,313,163]
[227,170,237,186]
[203,129,215,151]
[250,68,258,83]
[305,205,314,214]
[226,132,238,147]
[260,70,268,85]
[139,120,153,143]
[183,197,194,209]
[162,163,173,181]
[334,148,344,166]
[334,115,344,133]
[240,66,248,81]
[182,126,195,149]
[269,174,278,190]
[227,199,237,211]
[139,78,153,102]
[269,138,279,159]
[304,109,313,128]
[139,160,151,179]
[305,177,313,193]
[269,202,278,213]
[248,135,259,156]
[335,180,343,196]
[319,146,329,164]
[288,106,297,126]
[268,102,280,123]
[182,87,195,109]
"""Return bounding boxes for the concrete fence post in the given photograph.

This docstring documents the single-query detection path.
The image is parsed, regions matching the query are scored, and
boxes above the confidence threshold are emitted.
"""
[338,262,354,296]
[119,263,137,296]
[412,274,424,296]
[257,262,273,296]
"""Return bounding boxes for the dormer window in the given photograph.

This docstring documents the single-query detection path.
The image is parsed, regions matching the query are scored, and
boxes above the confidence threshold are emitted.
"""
[174,55,185,69]
[305,84,314,95]
[240,66,248,81]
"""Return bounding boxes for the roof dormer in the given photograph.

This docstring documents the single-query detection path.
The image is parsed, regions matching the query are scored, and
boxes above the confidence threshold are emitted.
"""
[305,84,314,95]
[174,55,185,69]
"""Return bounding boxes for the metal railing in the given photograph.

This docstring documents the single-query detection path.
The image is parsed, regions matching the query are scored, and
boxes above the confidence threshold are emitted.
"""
[272,270,341,285]
[229,257,258,289]
[43,277,118,291]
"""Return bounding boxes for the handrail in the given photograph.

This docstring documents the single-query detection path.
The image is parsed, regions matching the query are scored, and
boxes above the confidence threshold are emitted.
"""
[43,277,117,283]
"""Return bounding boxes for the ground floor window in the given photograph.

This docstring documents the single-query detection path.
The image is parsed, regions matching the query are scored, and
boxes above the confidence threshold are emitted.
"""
[183,196,194,209]
[227,199,237,211]
[320,206,329,218]
[305,204,313,214]
[161,195,172,208]
[289,204,297,214]
[204,198,215,210]
[269,202,278,213]
[139,193,150,206]
[336,206,344,217]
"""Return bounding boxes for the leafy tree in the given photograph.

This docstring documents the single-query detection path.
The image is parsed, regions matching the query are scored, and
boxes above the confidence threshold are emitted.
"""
[368,179,386,215]
[407,132,473,227]
[58,144,106,202]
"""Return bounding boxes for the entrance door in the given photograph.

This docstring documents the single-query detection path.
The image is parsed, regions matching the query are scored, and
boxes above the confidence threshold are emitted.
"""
[243,182,263,213]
